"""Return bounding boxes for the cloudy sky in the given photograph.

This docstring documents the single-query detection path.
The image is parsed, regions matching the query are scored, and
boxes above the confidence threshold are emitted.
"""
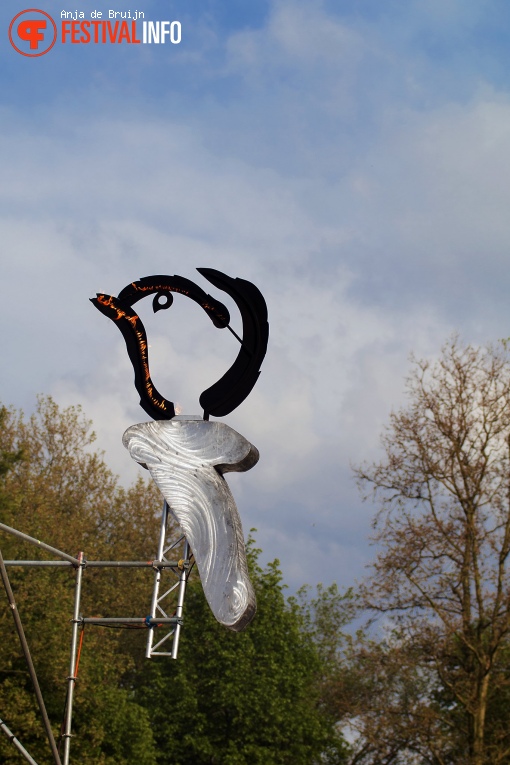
[2,0,510,592]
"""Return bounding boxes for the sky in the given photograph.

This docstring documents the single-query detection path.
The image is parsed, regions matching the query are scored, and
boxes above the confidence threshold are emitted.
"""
[2,0,510,594]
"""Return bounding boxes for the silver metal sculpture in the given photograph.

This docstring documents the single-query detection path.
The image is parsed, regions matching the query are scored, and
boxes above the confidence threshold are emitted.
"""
[123,418,259,631]
[91,268,268,636]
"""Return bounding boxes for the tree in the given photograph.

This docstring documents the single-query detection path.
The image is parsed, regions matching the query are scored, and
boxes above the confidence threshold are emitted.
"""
[351,337,510,764]
[0,396,162,764]
[0,397,347,764]
[328,629,458,765]
[135,541,349,765]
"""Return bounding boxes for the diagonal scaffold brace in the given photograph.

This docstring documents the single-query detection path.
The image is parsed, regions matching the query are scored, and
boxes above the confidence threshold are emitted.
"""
[0,547,62,765]
[0,717,39,765]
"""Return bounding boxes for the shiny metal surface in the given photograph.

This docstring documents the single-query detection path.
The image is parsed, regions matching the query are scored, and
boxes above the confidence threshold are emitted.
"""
[122,420,258,631]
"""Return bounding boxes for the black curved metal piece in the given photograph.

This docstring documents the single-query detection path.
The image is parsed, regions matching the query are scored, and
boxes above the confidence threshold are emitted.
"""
[90,270,268,421]
[197,268,269,418]
[90,293,176,420]
[117,275,230,328]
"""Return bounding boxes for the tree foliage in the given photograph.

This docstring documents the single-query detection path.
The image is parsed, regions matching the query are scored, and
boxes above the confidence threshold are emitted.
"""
[349,337,510,765]
[135,543,348,765]
[0,397,346,764]
[0,397,162,764]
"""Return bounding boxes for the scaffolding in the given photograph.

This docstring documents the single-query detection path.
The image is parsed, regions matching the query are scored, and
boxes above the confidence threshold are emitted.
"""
[0,501,188,765]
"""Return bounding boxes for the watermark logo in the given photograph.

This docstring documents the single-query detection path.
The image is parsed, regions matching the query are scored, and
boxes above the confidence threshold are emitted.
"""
[9,9,57,56]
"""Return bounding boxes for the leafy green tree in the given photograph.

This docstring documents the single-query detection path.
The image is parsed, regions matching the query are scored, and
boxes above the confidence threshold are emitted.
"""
[0,397,161,764]
[0,397,348,765]
[0,405,23,528]
[135,540,348,765]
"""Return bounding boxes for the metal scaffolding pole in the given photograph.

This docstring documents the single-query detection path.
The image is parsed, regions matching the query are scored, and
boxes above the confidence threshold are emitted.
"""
[146,501,169,658]
[0,717,40,765]
[62,552,84,765]
[81,617,181,625]
[3,560,180,568]
[146,502,189,659]
[0,523,79,564]
[171,539,189,659]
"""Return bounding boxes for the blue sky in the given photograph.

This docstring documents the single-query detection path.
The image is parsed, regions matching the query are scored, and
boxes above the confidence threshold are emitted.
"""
[2,0,510,593]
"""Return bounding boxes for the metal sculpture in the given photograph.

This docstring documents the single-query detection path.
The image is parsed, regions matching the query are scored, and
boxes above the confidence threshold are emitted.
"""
[123,419,258,631]
[90,269,269,420]
[91,268,268,633]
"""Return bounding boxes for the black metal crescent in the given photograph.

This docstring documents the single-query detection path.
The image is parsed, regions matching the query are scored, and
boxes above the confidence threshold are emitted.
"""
[197,268,269,418]
[90,292,176,420]
[117,274,230,329]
